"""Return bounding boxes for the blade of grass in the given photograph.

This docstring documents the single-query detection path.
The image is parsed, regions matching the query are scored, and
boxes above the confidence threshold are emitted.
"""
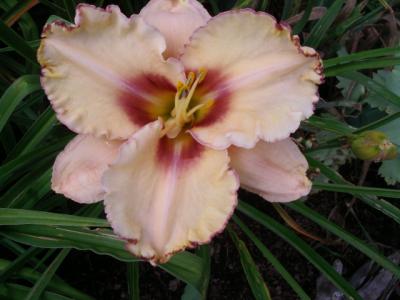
[196,245,211,299]
[323,47,400,68]
[0,167,52,208]
[305,0,345,48]
[292,0,314,34]
[0,123,16,152]
[0,209,109,227]
[0,40,39,53]
[24,248,70,300]
[281,0,294,20]
[0,283,72,300]
[0,258,93,300]
[272,203,328,243]
[0,135,71,185]
[287,202,400,279]
[339,71,400,109]
[313,112,400,151]
[0,225,205,291]
[6,107,56,160]
[62,0,76,21]
[237,201,361,300]
[0,19,37,63]
[127,262,139,300]
[325,57,400,77]
[307,156,400,225]
[355,112,400,133]
[304,116,355,135]
[1,0,39,26]
[234,0,253,8]
[312,182,400,198]
[0,75,41,134]
[259,0,269,11]
[0,247,42,282]
[233,216,310,300]
[228,227,272,300]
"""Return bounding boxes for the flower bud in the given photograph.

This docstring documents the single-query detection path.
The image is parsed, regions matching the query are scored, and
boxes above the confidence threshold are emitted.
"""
[350,131,398,161]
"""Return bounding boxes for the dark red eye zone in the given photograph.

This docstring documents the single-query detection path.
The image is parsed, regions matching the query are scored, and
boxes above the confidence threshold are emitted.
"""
[157,133,204,170]
[119,73,176,126]
[190,69,231,127]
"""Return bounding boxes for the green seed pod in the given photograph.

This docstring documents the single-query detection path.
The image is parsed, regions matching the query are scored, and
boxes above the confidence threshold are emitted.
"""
[350,131,398,162]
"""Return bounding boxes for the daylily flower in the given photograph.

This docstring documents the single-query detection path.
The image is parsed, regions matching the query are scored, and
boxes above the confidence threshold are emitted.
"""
[38,0,323,264]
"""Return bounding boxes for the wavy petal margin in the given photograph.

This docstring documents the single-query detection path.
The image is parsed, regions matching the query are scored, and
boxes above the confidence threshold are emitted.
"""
[103,121,239,264]
[38,4,184,139]
[182,9,323,149]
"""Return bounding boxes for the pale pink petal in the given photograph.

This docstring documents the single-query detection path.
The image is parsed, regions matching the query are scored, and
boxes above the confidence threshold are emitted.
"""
[38,4,184,139]
[229,138,311,202]
[103,120,238,263]
[52,134,122,203]
[140,0,210,58]
[181,10,323,149]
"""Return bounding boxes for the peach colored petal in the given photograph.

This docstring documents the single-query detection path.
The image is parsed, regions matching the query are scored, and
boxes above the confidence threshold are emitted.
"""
[229,138,311,202]
[181,10,323,149]
[38,4,184,139]
[52,134,122,203]
[103,120,238,264]
[140,0,210,58]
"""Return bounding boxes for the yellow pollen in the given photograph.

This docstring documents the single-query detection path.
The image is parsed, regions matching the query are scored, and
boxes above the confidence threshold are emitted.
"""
[161,69,207,138]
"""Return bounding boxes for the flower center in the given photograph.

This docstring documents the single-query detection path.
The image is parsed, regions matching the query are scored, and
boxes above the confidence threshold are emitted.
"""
[161,69,212,138]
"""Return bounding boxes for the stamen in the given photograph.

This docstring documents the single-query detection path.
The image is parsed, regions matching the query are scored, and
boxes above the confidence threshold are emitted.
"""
[161,69,208,138]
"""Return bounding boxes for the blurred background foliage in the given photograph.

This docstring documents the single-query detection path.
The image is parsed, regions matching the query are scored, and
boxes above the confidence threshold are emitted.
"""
[1,0,400,299]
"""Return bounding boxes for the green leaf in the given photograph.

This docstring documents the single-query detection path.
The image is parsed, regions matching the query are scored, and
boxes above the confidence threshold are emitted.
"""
[307,156,400,225]
[233,216,310,300]
[340,71,400,110]
[305,0,345,48]
[292,0,314,35]
[25,248,71,300]
[6,107,57,160]
[0,258,93,300]
[1,0,38,26]
[0,75,41,134]
[0,283,73,300]
[0,225,205,291]
[228,227,272,300]
[0,209,109,227]
[62,0,76,22]
[312,182,400,198]
[379,158,400,185]
[355,112,400,133]
[0,247,42,282]
[281,0,294,20]
[0,135,71,185]
[287,202,400,279]
[181,285,201,300]
[305,116,355,135]
[237,201,361,300]
[127,262,140,300]
[375,115,400,145]
[325,57,400,77]
[0,40,39,53]
[0,167,52,208]
[233,0,253,8]
[324,47,400,68]
[0,19,37,63]
[362,66,400,114]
